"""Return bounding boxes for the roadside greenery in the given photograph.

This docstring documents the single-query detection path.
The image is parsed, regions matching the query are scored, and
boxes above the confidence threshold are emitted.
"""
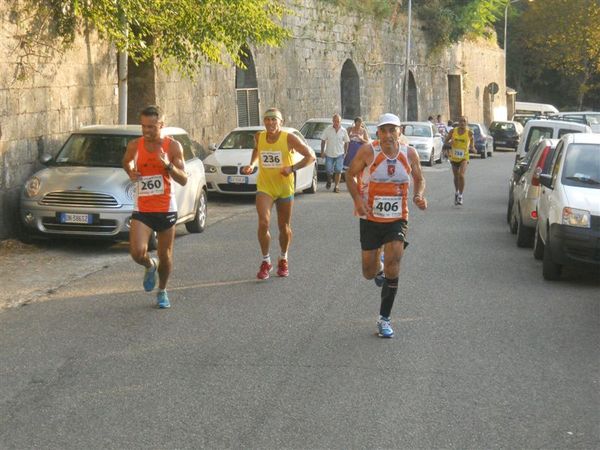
[512,0,600,109]
[8,0,290,79]
[321,0,508,48]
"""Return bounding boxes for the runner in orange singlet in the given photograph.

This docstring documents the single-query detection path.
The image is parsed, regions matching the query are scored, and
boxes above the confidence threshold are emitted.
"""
[346,113,427,338]
[122,106,188,308]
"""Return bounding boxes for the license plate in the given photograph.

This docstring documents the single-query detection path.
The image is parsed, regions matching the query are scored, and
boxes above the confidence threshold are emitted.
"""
[496,141,506,145]
[228,175,248,184]
[59,213,92,224]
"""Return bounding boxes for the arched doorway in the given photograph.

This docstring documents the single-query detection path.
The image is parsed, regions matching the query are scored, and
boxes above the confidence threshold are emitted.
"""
[406,70,418,121]
[236,47,260,126]
[340,59,360,119]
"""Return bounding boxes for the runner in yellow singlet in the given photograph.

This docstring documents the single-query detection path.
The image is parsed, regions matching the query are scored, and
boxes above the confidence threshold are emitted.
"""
[444,116,475,205]
[241,108,315,280]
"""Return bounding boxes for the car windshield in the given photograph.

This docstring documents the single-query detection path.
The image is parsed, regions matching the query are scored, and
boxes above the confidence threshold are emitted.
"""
[490,122,515,132]
[300,122,330,140]
[562,143,600,188]
[219,131,257,150]
[403,124,432,137]
[54,134,135,167]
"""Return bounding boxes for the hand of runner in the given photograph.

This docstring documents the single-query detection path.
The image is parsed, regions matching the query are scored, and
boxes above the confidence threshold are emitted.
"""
[280,166,293,177]
[128,170,141,182]
[354,198,370,216]
[413,194,427,210]
[158,151,170,168]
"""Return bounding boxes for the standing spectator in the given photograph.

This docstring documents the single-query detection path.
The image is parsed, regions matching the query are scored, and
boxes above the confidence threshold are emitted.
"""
[435,114,448,138]
[344,117,370,170]
[321,113,350,193]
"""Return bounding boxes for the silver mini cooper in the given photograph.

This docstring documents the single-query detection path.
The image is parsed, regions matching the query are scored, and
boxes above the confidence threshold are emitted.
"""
[19,125,207,248]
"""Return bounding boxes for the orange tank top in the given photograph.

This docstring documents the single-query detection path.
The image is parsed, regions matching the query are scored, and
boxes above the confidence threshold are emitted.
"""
[359,143,411,223]
[134,137,177,213]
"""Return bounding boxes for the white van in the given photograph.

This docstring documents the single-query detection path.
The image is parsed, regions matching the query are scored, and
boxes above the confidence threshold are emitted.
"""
[516,119,592,160]
[514,101,559,117]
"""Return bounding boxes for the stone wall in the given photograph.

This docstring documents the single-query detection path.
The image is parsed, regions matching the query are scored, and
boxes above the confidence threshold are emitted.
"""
[0,0,505,239]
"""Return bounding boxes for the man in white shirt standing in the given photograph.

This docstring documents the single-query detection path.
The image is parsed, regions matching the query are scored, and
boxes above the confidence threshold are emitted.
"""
[321,113,350,193]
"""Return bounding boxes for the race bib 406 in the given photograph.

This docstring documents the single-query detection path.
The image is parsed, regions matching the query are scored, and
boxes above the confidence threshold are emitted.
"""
[372,195,402,218]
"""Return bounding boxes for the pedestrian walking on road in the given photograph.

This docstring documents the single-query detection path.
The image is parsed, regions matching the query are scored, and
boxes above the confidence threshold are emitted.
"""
[122,105,188,309]
[346,113,427,338]
[444,115,475,206]
[321,113,350,193]
[242,108,315,280]
[344,116,370,170]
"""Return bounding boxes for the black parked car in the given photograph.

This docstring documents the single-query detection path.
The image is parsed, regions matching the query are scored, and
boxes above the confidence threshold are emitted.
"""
[489,120,524,152]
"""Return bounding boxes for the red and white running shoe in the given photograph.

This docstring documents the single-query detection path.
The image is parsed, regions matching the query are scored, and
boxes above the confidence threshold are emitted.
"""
[257,261,273,280]
[277,259,289,277]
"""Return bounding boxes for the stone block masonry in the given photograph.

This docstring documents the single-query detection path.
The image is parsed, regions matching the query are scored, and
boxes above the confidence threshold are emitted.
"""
[0,0,505,239]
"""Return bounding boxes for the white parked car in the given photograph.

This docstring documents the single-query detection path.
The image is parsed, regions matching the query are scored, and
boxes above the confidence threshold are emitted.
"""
[299,118,353,173]
[204,126,317,195]
[508,138,558,247]
[19,125,208,247]
[402,121,444,166]
[534,133,600,280]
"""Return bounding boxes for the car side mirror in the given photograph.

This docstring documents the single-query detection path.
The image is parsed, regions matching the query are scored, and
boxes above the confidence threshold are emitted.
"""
[514,162,527,177]
[40,153,53,165]
[539,173,553,189]
[208,143,217,152]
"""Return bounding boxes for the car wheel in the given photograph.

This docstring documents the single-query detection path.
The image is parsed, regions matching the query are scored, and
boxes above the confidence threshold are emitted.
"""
[533,224,544,260]
[516,211,534,247]
[185,189,208,233]
[509,203,518,234]
[425,151,434,167]
[542,236,562,280]
[303,166,318,194]
[148,231,158,252]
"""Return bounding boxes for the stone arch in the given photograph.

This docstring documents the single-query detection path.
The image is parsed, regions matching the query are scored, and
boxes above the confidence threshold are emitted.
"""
[235,47,260,126]
[406,70,418,121]
[340,59,360,119]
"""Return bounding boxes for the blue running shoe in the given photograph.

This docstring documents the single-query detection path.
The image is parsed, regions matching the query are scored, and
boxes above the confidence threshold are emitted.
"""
[377,316,394,338]
[374,270,385,287]
[143,258,158,292]
[157,290,170,309]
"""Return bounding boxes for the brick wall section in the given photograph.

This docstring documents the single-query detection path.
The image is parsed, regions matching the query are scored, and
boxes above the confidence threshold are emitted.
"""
[0,0,504,239]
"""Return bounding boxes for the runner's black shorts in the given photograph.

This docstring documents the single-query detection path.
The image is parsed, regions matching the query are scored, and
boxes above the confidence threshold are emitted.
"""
[132,212,177,232]
[359,219,409,251]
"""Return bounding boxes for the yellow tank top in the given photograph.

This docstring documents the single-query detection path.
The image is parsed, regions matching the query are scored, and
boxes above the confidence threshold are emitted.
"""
[449,128,472,162]
[256,131,295,199]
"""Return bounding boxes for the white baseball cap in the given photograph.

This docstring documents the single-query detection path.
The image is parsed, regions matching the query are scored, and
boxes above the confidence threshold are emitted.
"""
[377,113,401,127]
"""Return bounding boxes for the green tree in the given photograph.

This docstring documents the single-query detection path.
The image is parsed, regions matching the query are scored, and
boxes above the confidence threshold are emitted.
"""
[10,0,290,79]
[517,0,600,109]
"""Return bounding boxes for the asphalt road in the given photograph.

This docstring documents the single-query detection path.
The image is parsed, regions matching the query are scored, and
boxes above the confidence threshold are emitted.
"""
[1,152,598,449]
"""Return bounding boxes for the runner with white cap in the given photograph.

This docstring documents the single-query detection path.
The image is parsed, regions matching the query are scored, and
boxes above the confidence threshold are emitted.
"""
[346,113,427,338]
